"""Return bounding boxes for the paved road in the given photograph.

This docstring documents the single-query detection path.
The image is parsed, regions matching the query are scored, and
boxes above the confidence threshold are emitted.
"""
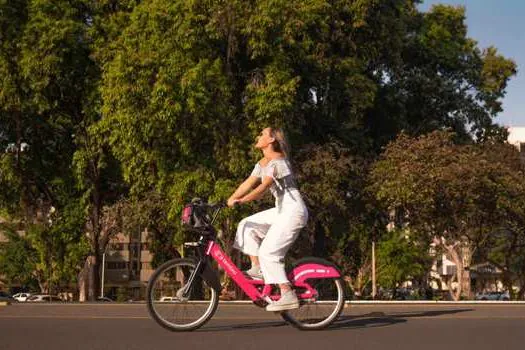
[1,303,524,350]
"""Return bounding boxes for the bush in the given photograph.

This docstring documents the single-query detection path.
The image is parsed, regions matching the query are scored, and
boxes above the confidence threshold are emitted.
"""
[116,287,128,302]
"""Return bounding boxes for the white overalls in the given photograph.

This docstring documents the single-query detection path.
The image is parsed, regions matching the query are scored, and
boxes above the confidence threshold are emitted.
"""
[233,158,308,284]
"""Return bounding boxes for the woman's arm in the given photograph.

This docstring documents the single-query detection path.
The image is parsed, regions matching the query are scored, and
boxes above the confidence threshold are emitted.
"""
[239,176,273,203]
[227,176,260,206]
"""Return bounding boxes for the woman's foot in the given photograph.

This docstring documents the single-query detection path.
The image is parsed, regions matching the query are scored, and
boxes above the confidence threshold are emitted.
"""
[244,265,263,279]
[266,290,299,311]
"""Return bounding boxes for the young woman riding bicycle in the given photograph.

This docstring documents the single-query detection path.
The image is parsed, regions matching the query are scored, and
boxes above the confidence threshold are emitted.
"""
[146,127,345,331]
[227,127,308,312]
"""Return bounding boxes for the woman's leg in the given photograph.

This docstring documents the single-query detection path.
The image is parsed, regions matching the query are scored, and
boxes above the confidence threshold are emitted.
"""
[258,211,307,284]
[233,208,277,266]
[259,211,306,311]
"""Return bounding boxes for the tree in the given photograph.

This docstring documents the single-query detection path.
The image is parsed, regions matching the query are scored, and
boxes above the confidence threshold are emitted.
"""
[0,225,39,291]
[366,4,516,149]
[376,229,431,298]
[0,0,95,294]
[370,131,525,300]
[1,0,519,300]
[474,143,525,299]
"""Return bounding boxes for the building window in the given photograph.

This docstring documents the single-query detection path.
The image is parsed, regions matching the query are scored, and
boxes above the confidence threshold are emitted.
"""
[129,243,140,259]
[109,243,127,251]
[107,262,128,270]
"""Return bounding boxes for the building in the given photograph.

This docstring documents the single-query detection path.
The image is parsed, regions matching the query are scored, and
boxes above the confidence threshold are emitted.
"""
[102,230,154,301]
[507,126,525,152]
[0,215,156,300]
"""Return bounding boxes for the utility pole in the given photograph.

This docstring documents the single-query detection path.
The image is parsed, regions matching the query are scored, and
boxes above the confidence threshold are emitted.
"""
[372,240,377,299]
[100,245,108,299]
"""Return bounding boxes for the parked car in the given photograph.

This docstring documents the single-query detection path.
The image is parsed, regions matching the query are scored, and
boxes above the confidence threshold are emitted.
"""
[159,296,177,302]
[0,291,16,302]
[96,297,114,302]
[26,294,63,302]
[12,292,32,302]
[475,291,510,301]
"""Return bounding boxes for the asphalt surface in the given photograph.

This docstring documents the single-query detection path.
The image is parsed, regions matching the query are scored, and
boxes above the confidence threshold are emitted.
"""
[1,302,524,350]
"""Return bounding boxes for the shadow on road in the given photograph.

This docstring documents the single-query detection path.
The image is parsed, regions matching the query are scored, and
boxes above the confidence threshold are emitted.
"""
[198,308,474,332]
[328,308,474,330]
[199,320,287,332]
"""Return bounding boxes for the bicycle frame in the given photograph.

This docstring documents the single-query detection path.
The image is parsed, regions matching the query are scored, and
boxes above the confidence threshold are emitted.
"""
[205,240,341,303]
[206,241,274,302]
[180,203,341,304]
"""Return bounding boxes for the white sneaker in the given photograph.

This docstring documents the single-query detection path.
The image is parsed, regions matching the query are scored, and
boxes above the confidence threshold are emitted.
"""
[244,266,263,280]
[266,291,299,312]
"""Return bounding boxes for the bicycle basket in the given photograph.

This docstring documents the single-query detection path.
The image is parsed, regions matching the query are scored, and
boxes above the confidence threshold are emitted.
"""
[181,198,210,230]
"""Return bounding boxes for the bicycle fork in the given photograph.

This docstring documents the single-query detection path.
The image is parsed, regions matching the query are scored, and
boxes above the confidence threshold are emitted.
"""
[180,244,223,298]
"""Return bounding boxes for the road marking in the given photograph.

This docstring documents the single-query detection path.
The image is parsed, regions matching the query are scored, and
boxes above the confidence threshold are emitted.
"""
[0,315,281,320]
[1,314,525,320]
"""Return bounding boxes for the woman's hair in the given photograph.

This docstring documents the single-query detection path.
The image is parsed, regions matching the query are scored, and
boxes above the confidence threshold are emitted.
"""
[269,127,290,158]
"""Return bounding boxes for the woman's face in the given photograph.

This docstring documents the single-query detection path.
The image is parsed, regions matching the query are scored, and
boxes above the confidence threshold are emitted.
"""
[255,128,274,149]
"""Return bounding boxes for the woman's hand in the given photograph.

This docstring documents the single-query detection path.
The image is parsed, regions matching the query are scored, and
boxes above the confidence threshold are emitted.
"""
[227,198,242,207]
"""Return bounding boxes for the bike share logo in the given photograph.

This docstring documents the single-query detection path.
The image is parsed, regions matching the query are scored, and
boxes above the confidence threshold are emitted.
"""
[214,249,238,276]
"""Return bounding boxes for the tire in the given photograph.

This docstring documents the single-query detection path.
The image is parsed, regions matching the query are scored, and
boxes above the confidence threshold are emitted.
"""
[281,259,345,330]
[146,258,219,331]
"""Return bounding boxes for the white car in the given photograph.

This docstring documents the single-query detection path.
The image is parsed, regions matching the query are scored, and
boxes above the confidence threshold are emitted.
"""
[26,294,63,302]
[159,296,177,302]
[12,293,32,302]
[475,291,510,301]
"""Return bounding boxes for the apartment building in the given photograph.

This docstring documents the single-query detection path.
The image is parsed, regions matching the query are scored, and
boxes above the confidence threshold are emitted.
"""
[102,230,154,301]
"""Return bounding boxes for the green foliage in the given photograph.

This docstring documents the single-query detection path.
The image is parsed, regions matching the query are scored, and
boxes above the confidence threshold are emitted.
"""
[116,286,128,302]
[370,131,525,298]
[25,199,88,292]
[376,229,430,291]
[0,225,39,289]
[0,0,520,298]
[371,131,525,244]
[367,4,516,148]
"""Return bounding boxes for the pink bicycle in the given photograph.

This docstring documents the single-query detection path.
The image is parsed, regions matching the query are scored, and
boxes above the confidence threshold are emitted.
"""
[146,199,345,331]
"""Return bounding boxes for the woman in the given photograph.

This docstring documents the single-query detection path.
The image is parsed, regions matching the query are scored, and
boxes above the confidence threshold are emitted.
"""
[227,127,308,311]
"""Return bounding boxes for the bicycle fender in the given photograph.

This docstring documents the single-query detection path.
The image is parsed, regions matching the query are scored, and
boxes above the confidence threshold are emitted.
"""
[289,262,341,284]
[200,260,223,292]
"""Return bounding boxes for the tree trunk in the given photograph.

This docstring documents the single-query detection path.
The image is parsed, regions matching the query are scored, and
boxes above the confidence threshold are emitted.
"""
[501,271,514,300]
[353,262,370,299]
[78,260,88,302]
[444,243,462,301]
[78,254,100,302]
[460,244,472,299]
[88,254,100,301]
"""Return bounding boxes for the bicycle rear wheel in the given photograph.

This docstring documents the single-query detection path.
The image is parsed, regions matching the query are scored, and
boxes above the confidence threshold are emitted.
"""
[146,258,219,331]
[281,262,345,330]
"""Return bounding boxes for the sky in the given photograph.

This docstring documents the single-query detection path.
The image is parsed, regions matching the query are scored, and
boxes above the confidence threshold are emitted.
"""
[419,0,525,127]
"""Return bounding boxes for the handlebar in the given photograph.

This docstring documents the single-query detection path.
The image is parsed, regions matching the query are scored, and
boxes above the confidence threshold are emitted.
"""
[188,199,242,227]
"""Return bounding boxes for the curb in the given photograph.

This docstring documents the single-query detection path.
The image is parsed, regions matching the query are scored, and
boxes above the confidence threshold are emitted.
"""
[3,300,525,306]
[217,300,525,305]
[344,300,525,305]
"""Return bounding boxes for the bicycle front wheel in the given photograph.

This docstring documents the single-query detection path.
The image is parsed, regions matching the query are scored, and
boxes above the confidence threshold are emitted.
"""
[146,258,219,331]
